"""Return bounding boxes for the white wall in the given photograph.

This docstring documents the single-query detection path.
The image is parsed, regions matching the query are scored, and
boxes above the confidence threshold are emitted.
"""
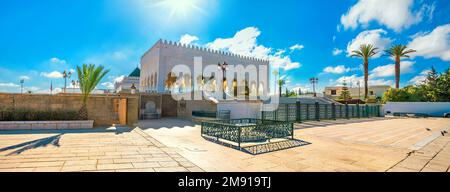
[384,102,450,117]
[217,101,262,119]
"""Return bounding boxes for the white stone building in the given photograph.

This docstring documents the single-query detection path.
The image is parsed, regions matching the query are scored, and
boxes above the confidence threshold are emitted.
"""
[140,39,270,96]
[114,67,140,93]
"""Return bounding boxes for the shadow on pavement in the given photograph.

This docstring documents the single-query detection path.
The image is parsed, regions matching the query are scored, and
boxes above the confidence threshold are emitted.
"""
[0,134,63,155]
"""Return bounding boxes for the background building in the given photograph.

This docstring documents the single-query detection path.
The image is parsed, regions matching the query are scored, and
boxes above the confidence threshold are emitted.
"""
[324,85,391,100]
[114,67,140,93]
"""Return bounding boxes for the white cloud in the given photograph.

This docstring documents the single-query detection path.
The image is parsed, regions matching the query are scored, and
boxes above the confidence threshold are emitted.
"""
[290,44,304,51]
[409,69,431,85]
[179,34,199,45]
[323,65,352,74]
[407,24,450,61]
[101,82,115,89]
[346,29,392,58]
[19,75,30,80]
[36,87,63,94]
[0,82,19,87]
[206,27,302,70]
[101,75,125,89]
[290,84,311,93]
[332,48,343,56]
[114,75,125,83]
[50,57,67,64]
[206,27,270,58]
[340,0,430,31]
[370,61,415,78]
[335,74,393,87]
[41,71,63,78]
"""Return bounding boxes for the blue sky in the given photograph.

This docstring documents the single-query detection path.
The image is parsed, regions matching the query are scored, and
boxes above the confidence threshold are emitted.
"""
[0,0,449,93]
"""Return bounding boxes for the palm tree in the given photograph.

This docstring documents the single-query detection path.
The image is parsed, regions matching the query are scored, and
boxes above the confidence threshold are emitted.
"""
[351,44,378,100]
[278,79,285,98]
[385,45,416,89]
[76,64,109,120]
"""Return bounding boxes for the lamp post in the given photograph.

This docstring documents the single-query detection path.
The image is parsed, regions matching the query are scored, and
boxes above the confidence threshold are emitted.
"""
[20,79,25,94]
[130,83,137,94]
[62,70,72,93]
[218,62,228,100]
[357,81,361,103]
[272,69,279,95]
[309,77,318,97]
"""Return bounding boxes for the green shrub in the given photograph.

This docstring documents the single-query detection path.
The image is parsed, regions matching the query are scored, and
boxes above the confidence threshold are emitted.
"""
[0,108,82,121]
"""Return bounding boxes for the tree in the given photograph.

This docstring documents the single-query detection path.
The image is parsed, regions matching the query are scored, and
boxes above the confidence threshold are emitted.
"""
[339,86,352,101]
[278,79,285,97]
[76,64,109,120]
[419,67,450,102]
[351,44,378,100]
[382,67,450,103]
[382,86,423,103]
[385,45,416,89]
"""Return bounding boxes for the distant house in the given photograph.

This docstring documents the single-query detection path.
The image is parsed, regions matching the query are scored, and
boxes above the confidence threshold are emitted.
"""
[114,67,140,93]
[324,85,390,100]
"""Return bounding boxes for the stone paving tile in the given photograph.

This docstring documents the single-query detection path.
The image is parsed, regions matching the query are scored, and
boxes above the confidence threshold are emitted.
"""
[0,127,203,172]
[142,118,450,172]
[388,133,450,172]
[97,163,134,170]
[132,162,160,168]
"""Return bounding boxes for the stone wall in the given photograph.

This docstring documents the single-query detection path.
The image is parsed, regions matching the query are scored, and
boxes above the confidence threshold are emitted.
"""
[161,94,178,117]
[0,93,139,126]
[177,99,217,119]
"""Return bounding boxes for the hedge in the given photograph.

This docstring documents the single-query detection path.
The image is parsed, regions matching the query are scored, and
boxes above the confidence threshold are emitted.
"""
[0,108,83,121]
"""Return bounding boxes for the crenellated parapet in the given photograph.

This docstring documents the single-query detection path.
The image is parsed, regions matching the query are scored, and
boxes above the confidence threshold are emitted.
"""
[157,39,270,64]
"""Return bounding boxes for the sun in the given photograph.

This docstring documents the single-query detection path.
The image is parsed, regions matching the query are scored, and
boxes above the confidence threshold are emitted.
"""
[154,0,204,20]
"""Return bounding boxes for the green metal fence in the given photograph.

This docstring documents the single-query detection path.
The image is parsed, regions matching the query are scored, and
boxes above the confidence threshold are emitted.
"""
[201,119,294,149]
[262,102,381,122]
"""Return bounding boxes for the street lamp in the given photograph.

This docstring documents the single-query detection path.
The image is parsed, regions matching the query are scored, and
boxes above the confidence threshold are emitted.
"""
[20,79,25,94]
[309,77,318,97]
[62,70,72,93]
[357,81,361,103]
[218,62,228,100]
[130,83,137,94]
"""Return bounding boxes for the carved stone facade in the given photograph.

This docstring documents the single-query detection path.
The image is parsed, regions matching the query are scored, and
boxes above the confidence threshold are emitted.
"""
[140,39,270,95]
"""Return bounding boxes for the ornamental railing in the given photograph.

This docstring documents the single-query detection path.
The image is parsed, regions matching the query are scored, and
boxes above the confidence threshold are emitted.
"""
[201,118,294,148]
[262,102,381,123]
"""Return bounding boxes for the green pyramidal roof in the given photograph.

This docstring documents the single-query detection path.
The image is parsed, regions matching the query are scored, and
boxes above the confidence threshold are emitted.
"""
[129,67,140,77]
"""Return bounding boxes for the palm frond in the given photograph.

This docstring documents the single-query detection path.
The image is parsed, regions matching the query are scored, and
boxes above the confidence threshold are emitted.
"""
[76,63,109,104]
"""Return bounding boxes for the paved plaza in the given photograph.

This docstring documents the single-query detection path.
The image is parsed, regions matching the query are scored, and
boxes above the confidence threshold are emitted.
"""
[141,118,450,172]
[0,117,449,172]
[0,127,202,172]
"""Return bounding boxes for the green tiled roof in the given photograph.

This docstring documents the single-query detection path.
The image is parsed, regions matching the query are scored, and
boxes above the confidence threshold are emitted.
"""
[129,67,140,77]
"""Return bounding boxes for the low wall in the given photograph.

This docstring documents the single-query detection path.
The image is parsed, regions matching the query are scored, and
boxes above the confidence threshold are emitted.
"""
[0,93,139,126]
[177,99,217,119]
[217,101,262,119]
[0,120,94,130]
[384,102,450,117]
